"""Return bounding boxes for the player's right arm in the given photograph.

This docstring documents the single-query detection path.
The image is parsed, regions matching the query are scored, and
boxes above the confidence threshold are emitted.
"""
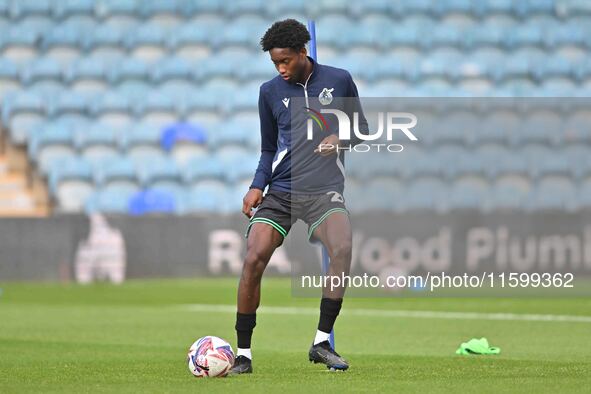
[243,86,278,218]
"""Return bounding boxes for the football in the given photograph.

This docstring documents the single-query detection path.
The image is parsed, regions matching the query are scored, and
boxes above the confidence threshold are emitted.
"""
[187,336,235,378]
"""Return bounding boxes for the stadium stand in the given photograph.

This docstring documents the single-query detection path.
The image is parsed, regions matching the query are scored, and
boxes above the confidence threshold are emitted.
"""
[0,0,589,215]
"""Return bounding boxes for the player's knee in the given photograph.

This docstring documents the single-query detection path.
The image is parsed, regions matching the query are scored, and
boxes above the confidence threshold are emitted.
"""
[329,239,352,261]
[243,248,269,277]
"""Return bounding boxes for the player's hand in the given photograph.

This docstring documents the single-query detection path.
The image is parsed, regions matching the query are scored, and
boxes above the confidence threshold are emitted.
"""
[242,188,263,218]
[314,134,340,156]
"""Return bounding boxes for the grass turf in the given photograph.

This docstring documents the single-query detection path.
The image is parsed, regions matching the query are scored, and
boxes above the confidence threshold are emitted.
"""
[0,278,590,393]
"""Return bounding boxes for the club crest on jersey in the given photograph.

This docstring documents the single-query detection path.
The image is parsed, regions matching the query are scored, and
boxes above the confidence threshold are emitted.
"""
[319,88,334,105]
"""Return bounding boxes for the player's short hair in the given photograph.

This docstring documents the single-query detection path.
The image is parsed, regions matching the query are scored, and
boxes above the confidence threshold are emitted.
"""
[260,19,310,52]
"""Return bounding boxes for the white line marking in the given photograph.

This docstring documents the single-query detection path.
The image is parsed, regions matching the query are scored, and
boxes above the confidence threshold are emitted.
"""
[180,304,591,323]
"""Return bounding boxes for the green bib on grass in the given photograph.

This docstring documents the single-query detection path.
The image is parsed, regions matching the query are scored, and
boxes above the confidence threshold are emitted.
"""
[456,337,500,355]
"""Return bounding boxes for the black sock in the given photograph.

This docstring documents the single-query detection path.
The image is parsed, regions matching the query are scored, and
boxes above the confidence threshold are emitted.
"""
[317,297,343,334]
[235,312,256,349]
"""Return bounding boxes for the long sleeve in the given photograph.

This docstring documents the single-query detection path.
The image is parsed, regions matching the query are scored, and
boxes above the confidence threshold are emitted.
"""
[250,87,278,190]
[345,72,369,147]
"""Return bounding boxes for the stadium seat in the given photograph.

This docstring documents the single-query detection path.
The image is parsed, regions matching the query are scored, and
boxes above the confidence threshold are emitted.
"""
[215,15,267,49]
[66,58,109,95]
[95,0,139,18]
[85,187,139,214]
[365,178,403,212]
[41,26,83,65]
[1,24,40,64]
[528,177,577,212]
[490,177,530,211]
[0,58,19,97]
[91,93,133,127]
[139,0,182,18]
[448,178,491,211]
[217,148,259,183]
[564,110,591,144]
[182,155,226,184]
[75,125,120,165]
[3,93,46,145]
[83,24,126,55]
[125,24,168,63]
[577,180,591,210]
[128,189,177,215]
[136,157,182,187]
[400,178,449,213]
[21,58,63,87]
[504,24,543,49]
[94,156,138,188]
[53,0,96,19]
[9,0,52,19]
[514,110,562,146]
[160,122,207,151]
[187,180,230,213]
[49,156,94,212]
[29,124,77,174]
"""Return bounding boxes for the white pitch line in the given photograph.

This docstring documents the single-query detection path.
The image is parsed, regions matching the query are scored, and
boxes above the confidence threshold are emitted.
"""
[181,304,591,323]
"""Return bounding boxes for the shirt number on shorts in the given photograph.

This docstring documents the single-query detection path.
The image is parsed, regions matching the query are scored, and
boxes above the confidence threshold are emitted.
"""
[327,191,344,203]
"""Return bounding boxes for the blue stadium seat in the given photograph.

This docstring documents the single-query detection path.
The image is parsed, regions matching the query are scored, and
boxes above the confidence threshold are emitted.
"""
[435,0,474,16]
[400,148,444,179]
[85,187,139,214]
[448,179,491,211]
[160,122,207,151]
[490,178,530,210]
[504,24,543,49]
[94,156,137,187]
[365,178,403,212]
[0,58,20,94]
[477,144,527,179]
[91,92,132,117]
[478,109,518,146]
[215,15,267,49]
[169,22,213,50]
[151,57,193,84]
[66,57,108,84]
[385,23,421,49]
[83,24,126,52]
[135,93,176,119]
[125,23,168,50]
[95,0,139,18]
[1,25,39,49]
[9,0,51,19]
[515,111,562,146]
[48,156,93,192]
[465,24,504,49]
[564,111,591,144]
[533,57,572,82]
[123,123,162,158]
[48,92,88,118]
[75,125,120,163]
[395,0,435,16]
[421,25,463,50]
[529,177,577,212]
[139,0,182,18]
[41,26,83,51]
[473,0,514,17]
[128,189,178,215]
[544,24,585,49]
[401,178,449,213]
[217,149,259,183]
[29,124,77,174]
[137,158,181,186]
[3,93,46,145]
[21,58,63,86]
[350,1,391,18]
[53,0,96,19]
[577,181,591,210]
[182,155,225,183]
[187,181,229,213]
[523,144,568,179]
[109,58,150,84]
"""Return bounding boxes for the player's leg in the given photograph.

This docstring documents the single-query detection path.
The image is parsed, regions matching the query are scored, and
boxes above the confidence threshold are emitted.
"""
[231,214,287,375]
[306,195,352,370]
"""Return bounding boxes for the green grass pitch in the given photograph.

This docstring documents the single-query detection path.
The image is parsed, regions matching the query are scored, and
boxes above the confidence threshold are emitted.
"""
[0,278,590,393]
